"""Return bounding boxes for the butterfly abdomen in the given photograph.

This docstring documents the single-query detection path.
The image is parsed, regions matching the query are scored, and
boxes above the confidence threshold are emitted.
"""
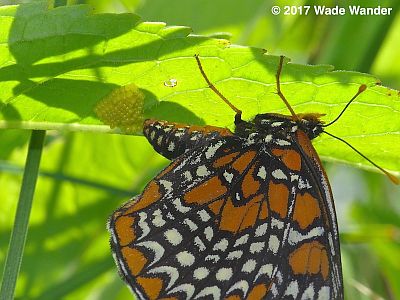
[143,119,233,160]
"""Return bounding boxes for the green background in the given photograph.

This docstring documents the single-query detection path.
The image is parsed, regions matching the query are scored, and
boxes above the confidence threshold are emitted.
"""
[1,0,400,299]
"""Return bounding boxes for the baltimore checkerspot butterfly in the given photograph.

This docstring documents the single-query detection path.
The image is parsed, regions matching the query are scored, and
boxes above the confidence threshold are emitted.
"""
[108,55,398,300]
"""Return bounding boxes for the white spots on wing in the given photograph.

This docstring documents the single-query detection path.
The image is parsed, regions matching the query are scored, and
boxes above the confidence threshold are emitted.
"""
[196,165,210,177]
[175,130,185,137]
[271,121,283,127]
[257,166,267,179]
[173,198,191,213]
[159,180,173,193]
[195,286,221,299]
[213,238,229,251]
[205,254,220,262]
[246,133,258,145]
[167,141,175,152]
[250,241,265,254]
[301,283,315,300]
[227,280,249,296]
[255,263,273,281]
[235,192,241,201]
[290,174,299,182]
[166,212,175,220]
[276,270,283,284]
[194,236,206,251]
[168,284,195,299]
[318,286,330,300]
[298,177,312,189]
[193,267,209,280]
[190,134,200,141]
[284,280,299,298]
[157,135,163,145]
[268,235,280,254]
[204,226,213,241]
[183,218,198,231]
[152,209,165,227]
[241,259,257,273]
[148,266,179,289]
[272,168,288,180]
[227,250,243,260]
[255,223,268,237]
[328,232,335,256]
[216,267,233,281]
[264,134,273,143]
[183,170,193,181]
[271,284,279,297]
[164,228,182,246]
[150,131,156,140]
[275,139,291,146]
[288,227,324,245]
[271,217,284,229]
[176,251,195,267]
[198,209,211,222]
[137,212,150,240]
[234,234,248,247]
[205,141,224,159]
[136,241,165,266]
[223,171,234,183]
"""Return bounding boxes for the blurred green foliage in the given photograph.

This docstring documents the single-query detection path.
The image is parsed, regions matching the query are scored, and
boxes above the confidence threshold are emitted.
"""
[1,0,400,299]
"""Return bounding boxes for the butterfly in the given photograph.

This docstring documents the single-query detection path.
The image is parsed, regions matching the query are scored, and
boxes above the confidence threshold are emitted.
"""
[107,55,395,299]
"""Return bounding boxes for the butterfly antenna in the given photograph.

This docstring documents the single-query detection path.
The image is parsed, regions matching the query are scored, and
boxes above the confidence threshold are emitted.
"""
[276,56,300,121]
[195,54,243,123]
[322,84,367,127]
[323,130,399,184]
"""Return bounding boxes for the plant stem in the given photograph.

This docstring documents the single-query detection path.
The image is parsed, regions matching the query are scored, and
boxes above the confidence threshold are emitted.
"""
[0,130,46,300]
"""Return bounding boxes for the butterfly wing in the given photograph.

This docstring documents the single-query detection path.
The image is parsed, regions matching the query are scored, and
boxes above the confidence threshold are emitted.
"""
[108,130,342,300]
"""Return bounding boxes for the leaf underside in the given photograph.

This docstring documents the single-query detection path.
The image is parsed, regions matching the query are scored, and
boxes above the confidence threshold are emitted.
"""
[0,3,399,174]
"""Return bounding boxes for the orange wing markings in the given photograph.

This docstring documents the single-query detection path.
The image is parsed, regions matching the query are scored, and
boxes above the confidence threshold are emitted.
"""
[289,241,329,280]
[268,182,289,218]
[114,216,136,246]
[272,148,302,171]
[208,198,225,215]
[136,276,164,300]
[225,295,241,300]
[295,129,335,229]
[247,283,270,300]
[259,200,269,220]
[219,195,263,233]
[293,192,322,229]
[232,150,257,172]
[184,176,227,204]
[121,247,147,276]
[241,165,260,199]
[240,194,264,231]
[213,151,240,168]
[125,181,161,214]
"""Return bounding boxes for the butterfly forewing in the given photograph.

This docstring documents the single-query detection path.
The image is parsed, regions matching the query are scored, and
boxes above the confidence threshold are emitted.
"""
[108,118,342,300]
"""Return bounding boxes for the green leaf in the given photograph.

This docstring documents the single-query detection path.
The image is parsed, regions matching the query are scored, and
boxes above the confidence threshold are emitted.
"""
[0,2,399,176]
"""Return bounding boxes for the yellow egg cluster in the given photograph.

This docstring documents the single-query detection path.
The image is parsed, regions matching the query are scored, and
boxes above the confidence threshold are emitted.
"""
[95,84,145,134]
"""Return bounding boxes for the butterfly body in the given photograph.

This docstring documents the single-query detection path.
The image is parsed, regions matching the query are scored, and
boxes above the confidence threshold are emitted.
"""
[108,112,343,300]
